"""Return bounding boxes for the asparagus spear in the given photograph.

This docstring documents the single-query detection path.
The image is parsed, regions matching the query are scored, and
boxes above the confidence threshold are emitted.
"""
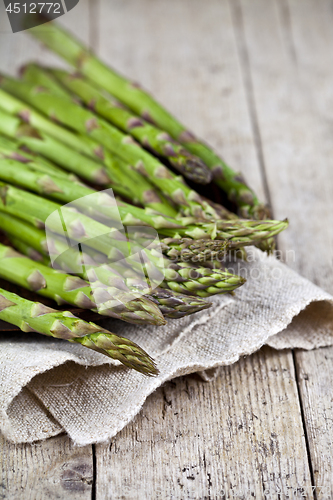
[26,19,268,218]
[0,136,87,187]
[102,263,213,316]
[0,94,176,215]
[21,63,73,99]
[97,151,178,216]
[0,86,100,156]
[0,158,178,239]
[0,179,171,261]
[0,83,256,249]
[0,211,53,259]
[73,247,246,298]
[0,159,286,280]
[9,232,212,318]
[28,65,212,185]
[0,84,260,246]
[195,196,268,254]
[0,133,74,178]
[160,238,230,262]
[119,270,212,318]
[146,288,211,318]
[104,199,288,249]
[0,76,217,219]
[1,212,212,318]
[0,183,246,297]
[7,235,50,265]
[0,242,166,326]
[161,263,245,298]
[0,160,288,249]
[0,287,158,375]
[21,63,212,184]
[200,195,237,221]
[0,108,113,185]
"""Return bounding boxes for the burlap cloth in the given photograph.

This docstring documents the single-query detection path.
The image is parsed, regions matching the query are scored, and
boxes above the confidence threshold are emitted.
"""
[1,248,333,445]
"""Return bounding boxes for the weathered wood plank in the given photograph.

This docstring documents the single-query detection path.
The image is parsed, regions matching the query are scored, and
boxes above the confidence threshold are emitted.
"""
[97,0,267,203]
[238,0,333,498]
[0,0,91,74]
[0,2,44,75]
[294,347,333,500]
[282,1,333,497]
[0,433,93,499]
[281,0,333,287]
[95,1,312,498]
[0,1,330,498]
[238,0,333,285]
[96,347,310,499]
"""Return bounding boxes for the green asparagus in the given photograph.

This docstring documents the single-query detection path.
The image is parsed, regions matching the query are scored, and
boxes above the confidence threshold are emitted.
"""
[0,92,176,215]
[160,238,231,263]
[0,133,72,178]
[21,63,212,185]
[47,67,211,184]
[0,76,217,219]
[0,287,158,375]
[21,63,73,99]
[0,160,287,250]
[27,19,269,218]
[2,212,213,318]
[0,242,166,326]
[0,108,112,185]
[7,235,50,265]
[0,183,246,297]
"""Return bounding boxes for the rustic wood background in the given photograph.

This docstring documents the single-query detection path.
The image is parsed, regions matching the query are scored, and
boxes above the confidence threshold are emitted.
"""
[1,0,333,498]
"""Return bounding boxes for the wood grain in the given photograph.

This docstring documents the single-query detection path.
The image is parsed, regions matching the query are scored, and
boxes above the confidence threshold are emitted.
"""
[96,347,311,500]
[237,0,333,498]
[97,0,267,204]
[95,0,314,498]
[294,348,333,500]
[0,0,332,498]
[0,433,93,499]
[284,1,333,497]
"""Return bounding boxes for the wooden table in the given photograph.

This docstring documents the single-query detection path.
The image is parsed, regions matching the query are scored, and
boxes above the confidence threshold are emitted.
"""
[1,0,333,498]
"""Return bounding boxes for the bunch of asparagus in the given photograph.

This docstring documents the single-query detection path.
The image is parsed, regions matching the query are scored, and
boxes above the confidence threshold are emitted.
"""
[0,19,288,375]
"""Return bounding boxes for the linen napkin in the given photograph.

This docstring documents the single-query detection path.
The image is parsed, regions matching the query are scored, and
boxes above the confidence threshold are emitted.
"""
[1,248,332,445]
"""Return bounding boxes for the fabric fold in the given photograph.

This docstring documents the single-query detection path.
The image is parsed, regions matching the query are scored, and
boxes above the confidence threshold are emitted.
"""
[1,249,332,445]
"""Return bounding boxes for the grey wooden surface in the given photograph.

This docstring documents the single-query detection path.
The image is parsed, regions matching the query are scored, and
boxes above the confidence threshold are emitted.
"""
[1,0,333,498]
